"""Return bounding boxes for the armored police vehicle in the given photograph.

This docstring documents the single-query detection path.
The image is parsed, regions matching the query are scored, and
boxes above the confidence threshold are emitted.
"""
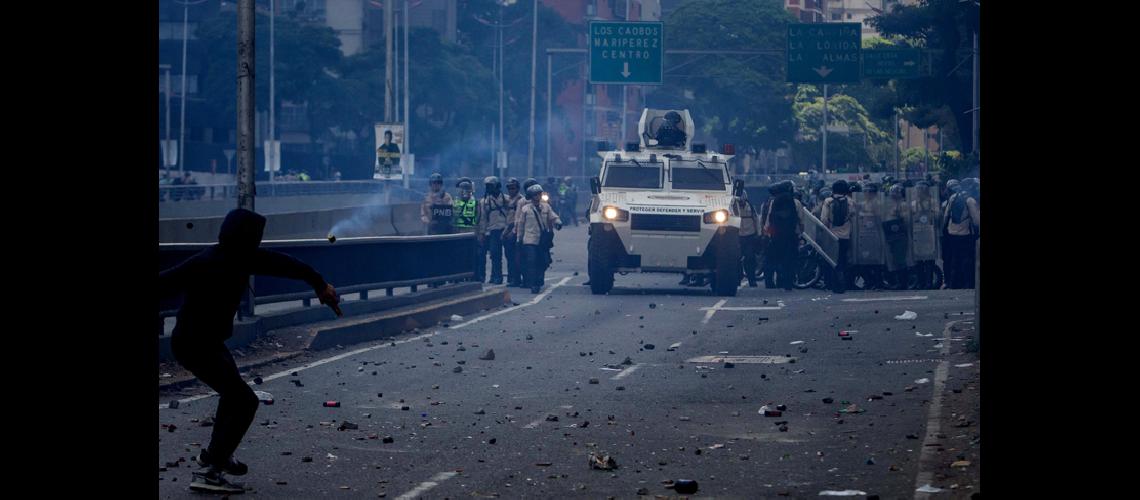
[586,109,745,296]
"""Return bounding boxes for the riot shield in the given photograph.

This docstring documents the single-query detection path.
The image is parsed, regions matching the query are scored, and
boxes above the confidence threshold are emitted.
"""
[907,185,941,261]
[799,205,839,268]
[852,192,886,266]
[881,197,912,271]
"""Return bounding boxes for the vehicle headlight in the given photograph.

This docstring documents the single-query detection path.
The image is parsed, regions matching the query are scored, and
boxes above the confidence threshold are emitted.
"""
[703,210,729,224]
[601,205,629,222]
[541,193,549,202]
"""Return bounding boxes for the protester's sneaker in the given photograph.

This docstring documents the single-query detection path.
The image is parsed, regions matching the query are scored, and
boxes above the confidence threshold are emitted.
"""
[189,468,246,494]
[197,450,249,476]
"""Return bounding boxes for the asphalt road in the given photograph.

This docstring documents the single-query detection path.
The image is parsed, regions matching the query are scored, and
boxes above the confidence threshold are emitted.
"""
[158,223,980,499]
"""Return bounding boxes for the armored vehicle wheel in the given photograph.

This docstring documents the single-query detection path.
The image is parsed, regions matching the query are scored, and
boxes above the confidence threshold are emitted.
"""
[588,234,614,294]
[711,230,740,296]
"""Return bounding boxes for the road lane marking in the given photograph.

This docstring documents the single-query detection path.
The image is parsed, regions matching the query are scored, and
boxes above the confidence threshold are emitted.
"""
[159,277,576,409]
[448,276,573,329]
[913,320,961,499]
[395,471,458,500]
[841,295,928,302]
[701,299,728,324]
[687,355,795,364]
[611,363,642,380]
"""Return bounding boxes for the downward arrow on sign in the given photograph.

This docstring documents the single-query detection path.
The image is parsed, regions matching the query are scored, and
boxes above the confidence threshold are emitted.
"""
[621,62,631,78]
[813,66,833,78]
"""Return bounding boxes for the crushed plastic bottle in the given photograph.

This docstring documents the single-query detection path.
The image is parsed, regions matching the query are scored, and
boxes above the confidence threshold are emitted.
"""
[253,391,274,405]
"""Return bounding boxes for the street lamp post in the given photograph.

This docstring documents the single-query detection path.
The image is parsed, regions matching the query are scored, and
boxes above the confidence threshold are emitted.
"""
[268,0,276,182]
[161,64,172,173]
[175,0,208,178]
[526,0,537,178]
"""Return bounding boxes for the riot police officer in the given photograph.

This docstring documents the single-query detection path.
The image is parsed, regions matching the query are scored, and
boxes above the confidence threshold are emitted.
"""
[763,180,803,291]
[883,184,911,290]
[516,184,562,293]
[453,180,481,281]
[821,180,853,293]
[734,190,761,287]
[511,178,541,288]
[909,181,941,289]
[502,178,523,287]
[479,176,510,284]
[420,173,454,235]
[655,111,687,148]
[558,176,579,227]
[852,182,886,290]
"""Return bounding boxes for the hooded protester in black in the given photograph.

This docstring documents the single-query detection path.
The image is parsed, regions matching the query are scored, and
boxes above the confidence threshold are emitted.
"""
[159,209,340,483]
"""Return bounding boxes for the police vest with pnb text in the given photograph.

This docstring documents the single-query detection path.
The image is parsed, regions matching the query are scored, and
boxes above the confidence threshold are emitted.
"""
[454,198,478,228]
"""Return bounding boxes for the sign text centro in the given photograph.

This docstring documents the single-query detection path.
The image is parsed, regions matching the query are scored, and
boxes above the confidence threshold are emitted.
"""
[589,21,663,85]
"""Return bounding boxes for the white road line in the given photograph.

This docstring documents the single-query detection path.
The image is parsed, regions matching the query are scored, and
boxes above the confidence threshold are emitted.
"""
[698,306,784,311]
[395,471,458,500]
[611,363,642,380]
[159,277,575,410]
[448,276,573,329]
[701,299,728,324]
[841,295,929,302]
[913,320,960,499]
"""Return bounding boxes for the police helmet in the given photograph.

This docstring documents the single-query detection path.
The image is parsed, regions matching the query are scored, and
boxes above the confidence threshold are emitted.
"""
[779,180,796,194]
[506,177,520,189]
[820,188,833,198]
[429,173,443,183]
[850,183,863,193]
[523,178,538,190]
[664,111,682,124]
[456,177,472,188]
[832,179,849,195]
[889,184,904,199]
[484,176,499,186]
[563,176,573,183]
[526,184,543,198]
[457,180,473,191]
[945,179,961,193]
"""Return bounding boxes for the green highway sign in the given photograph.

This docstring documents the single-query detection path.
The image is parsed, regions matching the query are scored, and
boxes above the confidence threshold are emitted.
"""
[787,23,861,84]
[588,21,663,85]
[862,48,926,79]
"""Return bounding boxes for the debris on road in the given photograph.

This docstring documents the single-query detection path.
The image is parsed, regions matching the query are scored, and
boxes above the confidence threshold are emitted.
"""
[667,342,682,351]
[382,436,394,443]
[672,479,699,494]
[337,421,358,431]
[822,398,834,404]
[818,490,868,496]
[451,314,464,321]
[915,378,930,384]
[479,349,496,360]
[916,484,944,493]
[453,366,463,373]
[323,401,341,408]
[588,452,618,470]
[526,334,534,340]
[894,311,918,320]
[254,391,274,405]
[253,376,263,384]
[644,344,655,350]
[589,378,599,384]
[790,341,805,345]
[168,400,179,409]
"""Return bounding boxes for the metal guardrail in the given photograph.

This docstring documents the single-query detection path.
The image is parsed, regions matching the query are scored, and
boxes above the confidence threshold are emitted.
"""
[159,233,477,318]
[158,180,424,202]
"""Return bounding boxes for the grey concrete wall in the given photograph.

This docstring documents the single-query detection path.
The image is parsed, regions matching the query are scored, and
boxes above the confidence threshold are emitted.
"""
[160,203,424,243]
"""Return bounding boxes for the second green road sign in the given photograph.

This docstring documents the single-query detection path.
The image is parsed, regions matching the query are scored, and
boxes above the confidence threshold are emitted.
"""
[787,23,861,84]
[589,21,663,85]
[862,48,926,79]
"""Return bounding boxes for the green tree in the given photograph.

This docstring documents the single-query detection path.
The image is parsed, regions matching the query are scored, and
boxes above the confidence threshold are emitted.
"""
[654,0,798,151]
[791,86,889,172]
[195,11,344,142]
[869,0,980,156]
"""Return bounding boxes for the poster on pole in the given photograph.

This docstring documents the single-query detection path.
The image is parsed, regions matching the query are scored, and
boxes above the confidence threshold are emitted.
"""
[374,123,405,181]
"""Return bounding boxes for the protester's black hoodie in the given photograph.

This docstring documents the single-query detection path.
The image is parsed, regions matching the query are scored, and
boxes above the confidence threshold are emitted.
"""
[159,209,327,343]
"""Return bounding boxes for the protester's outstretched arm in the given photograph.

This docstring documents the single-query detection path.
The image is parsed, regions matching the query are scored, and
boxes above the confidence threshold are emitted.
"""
[252,249,342,316]
[158,255,200,297]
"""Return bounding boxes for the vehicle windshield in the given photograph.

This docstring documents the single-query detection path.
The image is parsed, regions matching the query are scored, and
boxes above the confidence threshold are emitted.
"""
[670,161,727,191]
[602,163,663,189]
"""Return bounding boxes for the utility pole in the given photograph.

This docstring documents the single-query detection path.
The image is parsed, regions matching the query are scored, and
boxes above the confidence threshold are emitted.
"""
[268,0,276,182]
[526,0,538,178]
[385,0,393,122]
[822,84,828,172]
[236,0,256,315]
[894,109,900,180]
[161,64,172,173]
[498,4,505,178]
[620,0,630,147]
[403,0,410,188]
[972,30,979,157]
[178,1,190,176]
[545,52,551,179]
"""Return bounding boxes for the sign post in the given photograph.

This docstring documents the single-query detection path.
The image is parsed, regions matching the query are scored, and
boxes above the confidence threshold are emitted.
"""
[588,21,663,85]
[787,23,860,173]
